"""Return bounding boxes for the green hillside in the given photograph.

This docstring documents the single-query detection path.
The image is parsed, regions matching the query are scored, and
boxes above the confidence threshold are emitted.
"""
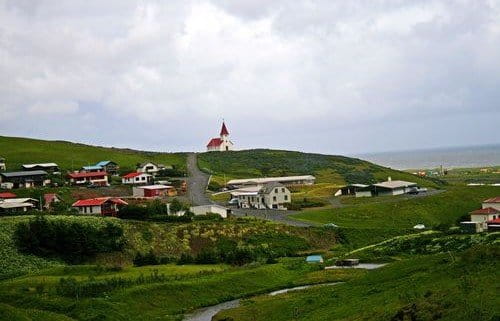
[198,149,442,188]
[0,136,186,173]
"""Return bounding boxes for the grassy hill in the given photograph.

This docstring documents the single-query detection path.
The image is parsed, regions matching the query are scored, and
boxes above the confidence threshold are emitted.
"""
[215,245,499,321]
[198,149,442,188]
[0,136,186,173]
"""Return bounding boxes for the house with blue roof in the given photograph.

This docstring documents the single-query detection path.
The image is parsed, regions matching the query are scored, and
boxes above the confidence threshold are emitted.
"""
[79,161,119,176]
[95,161,119,176]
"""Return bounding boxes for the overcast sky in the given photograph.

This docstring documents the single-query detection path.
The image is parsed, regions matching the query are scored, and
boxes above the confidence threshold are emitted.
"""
[1,0,499,155]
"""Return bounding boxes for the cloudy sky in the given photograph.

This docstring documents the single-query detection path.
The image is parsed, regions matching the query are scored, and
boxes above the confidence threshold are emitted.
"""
[1,0,499,155]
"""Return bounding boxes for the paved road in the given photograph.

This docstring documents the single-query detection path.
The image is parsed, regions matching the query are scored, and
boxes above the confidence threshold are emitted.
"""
[186,153,212,206]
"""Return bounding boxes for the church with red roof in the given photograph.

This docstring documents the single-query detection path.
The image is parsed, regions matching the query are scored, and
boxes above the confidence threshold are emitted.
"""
[206,121,234,152]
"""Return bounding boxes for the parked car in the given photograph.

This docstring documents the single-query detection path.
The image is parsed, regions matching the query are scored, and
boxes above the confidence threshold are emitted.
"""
[227,198,238,205]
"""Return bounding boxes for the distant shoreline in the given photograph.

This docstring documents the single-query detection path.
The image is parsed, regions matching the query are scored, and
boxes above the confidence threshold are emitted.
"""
[355,144,500,170]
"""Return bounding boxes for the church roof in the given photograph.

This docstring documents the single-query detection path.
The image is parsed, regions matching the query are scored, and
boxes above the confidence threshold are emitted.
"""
[220,122,229,136]
[207,138,223,147]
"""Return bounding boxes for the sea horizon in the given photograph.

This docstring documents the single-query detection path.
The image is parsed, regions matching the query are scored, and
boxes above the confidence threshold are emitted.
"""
[355,143,500,170]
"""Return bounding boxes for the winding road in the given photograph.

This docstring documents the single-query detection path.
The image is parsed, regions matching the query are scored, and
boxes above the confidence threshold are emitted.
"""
[186,153,212,206]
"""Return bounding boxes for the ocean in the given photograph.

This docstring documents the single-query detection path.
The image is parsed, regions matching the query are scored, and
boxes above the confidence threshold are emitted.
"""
[355,144,500,170]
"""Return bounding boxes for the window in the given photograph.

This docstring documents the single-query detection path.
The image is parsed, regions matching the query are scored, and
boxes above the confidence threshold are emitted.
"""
[284,195,288,201]
[282,188,285,193]
[273,196,277,202]
[89,206,93,214]
[83,207,87,214]
[275,188,278,193]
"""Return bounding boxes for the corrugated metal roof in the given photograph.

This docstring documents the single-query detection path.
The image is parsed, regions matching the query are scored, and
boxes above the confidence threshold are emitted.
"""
[372,180,417,189]
[227,175,316,185]
[22,163,58,168]
[1,170,47,177]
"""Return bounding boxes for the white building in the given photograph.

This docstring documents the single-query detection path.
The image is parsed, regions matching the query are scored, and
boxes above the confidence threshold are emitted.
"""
[468,196,500,229]
[0,198,38,213]
[72,197,128,216]
[354,178,417,197]
[137,162,160,176]
[231,182,291,210]
[0,157,5,171]
[122,172,153,185]
[190,204,229,218]
[206,121,234,152]
[227,175,315,188]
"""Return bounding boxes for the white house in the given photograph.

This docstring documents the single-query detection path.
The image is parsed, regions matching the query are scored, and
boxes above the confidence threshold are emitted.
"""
[190,204,229,218]
[231,182,291,210]
[0,157,5,171]
[122,172,153,185]
[354,178,418,197]
[227,175,315,188]
[137,162,160,176]
[72,197,128,216]
[206,121,234,152]
[468,196,500,229]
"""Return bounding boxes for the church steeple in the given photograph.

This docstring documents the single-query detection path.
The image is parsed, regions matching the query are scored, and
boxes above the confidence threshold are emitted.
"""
[220,121,229,137]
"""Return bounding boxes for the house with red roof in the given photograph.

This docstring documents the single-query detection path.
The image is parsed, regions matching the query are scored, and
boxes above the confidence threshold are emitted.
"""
[0,192,17,199]
[467,196,500,231]
[206,121,234,152]
[67,171,108,186]
[122,172,153,185]
[72,197,128,216]
[43,193,62,210]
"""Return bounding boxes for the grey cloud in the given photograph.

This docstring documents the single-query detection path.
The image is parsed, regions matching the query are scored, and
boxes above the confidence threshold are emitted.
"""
[0,0,499,154]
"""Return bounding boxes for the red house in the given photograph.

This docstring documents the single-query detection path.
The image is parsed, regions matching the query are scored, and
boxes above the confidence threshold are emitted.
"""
[68,171,108,186]
[72,197,128,216]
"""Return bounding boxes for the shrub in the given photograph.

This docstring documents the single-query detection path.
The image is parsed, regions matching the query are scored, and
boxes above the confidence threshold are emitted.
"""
[118,205,149,220]
[14,216,125,263]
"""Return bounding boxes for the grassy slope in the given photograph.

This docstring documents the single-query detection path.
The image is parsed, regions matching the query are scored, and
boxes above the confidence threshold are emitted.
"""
[0,216,339,280]
[198,149,441,187]
[215,248,500,321]
[292,186,500,228]
[0,136,186,173]
[0,260,362,321]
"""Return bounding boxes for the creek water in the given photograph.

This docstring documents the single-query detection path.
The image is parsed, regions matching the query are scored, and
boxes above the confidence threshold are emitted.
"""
[183,282,340,321]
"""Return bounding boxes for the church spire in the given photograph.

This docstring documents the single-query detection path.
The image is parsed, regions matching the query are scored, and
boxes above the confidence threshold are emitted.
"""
[220,121,229,136]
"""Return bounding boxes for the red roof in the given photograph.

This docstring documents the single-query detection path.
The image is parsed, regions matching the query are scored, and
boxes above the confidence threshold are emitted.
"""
[123,172,141,179]
[72,197,128,207]
[469,207,499,215]
[0,192,17,199]
[483,196,500,203]
[207,138,223,147]
[220,121,229,136]
[68,171,107,178]
[487,218,500,224]
[44,193,58,204]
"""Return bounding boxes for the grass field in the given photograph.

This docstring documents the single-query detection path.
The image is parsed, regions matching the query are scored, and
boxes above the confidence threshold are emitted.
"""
[0,135,187,173]
[0,259,362,321]
[215,245,500,321]
[291,186,499,228]
[198,149,442,189]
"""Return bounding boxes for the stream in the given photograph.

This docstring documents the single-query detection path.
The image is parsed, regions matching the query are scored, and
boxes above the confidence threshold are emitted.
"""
[182,282,340,321]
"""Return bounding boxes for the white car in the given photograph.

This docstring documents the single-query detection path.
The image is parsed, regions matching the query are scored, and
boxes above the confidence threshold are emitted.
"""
[413,224,426,230]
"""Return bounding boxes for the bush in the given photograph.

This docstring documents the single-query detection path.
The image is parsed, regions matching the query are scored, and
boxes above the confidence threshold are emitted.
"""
[193,213,223,221]
[118,205,149,220]
[14,216,125,263]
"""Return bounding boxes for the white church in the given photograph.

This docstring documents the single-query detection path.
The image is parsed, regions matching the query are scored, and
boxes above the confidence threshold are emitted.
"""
[206,121,234,152]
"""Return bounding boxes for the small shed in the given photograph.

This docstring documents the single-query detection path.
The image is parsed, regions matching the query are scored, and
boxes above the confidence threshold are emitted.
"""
[190,204,229,218]
[306,255,324,264]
